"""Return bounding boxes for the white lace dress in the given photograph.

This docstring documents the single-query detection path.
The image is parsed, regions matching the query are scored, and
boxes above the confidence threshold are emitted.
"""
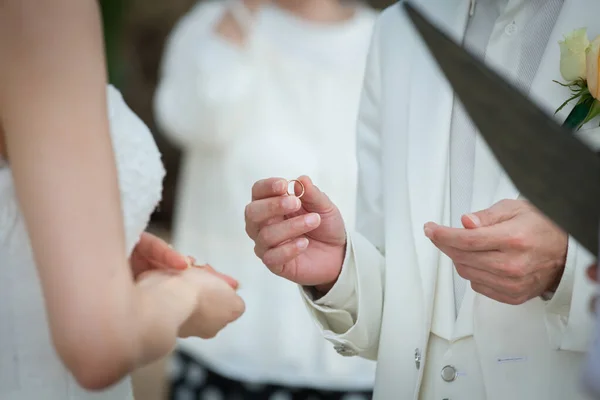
[0,85,165,399]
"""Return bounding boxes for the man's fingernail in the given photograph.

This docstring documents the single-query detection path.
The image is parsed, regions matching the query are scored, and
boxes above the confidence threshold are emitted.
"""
[304,214,320,227]
[466,214,481,227]
[424,227,432,238]
[297,238,309,249]
[273,180,286,193]
[282,196,300,210]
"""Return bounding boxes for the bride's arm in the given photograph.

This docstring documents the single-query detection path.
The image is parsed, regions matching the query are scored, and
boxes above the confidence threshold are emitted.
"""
[0,0,201,390]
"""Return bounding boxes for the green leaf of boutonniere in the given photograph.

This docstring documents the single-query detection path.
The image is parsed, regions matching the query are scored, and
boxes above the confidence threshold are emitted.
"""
[562,96,596,130]
[583,100,600,126]
[555,91,586,115]
[553,79,587,91]
[554,75,600,130]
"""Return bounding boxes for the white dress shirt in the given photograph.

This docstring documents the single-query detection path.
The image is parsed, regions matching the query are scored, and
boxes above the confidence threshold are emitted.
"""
[450,0,509,315]
[450,0,562,314]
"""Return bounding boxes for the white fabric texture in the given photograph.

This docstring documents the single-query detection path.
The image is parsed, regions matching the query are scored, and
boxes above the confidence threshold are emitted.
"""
[154,0,378,390]
[0,85,164,399]
[449,0,509,316]
[450,0,562,316]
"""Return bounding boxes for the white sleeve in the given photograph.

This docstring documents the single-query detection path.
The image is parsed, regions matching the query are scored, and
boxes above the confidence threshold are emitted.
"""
[153,1,259,150]
[543,127,599,352]
[300,233,385,361]
[299,13,387,362]
[544,236,596,352]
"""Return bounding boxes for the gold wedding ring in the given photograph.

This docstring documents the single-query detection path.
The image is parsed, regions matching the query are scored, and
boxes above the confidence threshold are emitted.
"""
[186,255,204,269]
[287,179,305,199]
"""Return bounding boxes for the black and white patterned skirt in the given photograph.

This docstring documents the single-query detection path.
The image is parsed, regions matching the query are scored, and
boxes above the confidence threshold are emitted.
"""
[168,350,373,400]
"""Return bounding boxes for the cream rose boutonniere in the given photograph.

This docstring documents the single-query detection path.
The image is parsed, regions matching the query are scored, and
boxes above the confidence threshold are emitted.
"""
[555,28,600,130]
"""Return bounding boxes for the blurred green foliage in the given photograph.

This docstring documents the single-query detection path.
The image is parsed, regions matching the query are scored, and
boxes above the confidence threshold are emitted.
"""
[100,0,128,87]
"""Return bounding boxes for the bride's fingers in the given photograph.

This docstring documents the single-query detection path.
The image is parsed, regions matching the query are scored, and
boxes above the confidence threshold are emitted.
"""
[209,271,239,290]
[138,238,240,289]
[192,263,239,290]
[136,232,188,270]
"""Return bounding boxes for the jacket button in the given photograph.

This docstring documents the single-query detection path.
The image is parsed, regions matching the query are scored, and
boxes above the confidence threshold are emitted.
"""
[414,348,421,370]
[441,365,457,382]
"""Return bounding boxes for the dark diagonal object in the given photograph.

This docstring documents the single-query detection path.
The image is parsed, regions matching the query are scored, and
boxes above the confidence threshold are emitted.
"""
[403,1,600,256]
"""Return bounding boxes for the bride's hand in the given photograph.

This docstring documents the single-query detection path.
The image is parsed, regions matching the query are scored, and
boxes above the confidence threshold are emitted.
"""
[132,233,244,338]
[130,232,240,288]
[130,232,188,278]
[176,267,246,339]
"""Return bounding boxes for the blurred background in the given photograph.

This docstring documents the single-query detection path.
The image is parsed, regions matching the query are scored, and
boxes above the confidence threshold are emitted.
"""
[100,0,393,235]
[99,1,395,398]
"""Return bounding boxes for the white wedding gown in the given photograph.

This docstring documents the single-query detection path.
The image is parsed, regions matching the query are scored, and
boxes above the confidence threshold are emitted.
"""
[0,85,164,399]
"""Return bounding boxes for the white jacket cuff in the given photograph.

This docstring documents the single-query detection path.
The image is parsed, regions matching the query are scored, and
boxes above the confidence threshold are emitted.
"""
[299,232,385,360]
[544,235,576,316]
[544,236,595,351]
[300,237,358,334]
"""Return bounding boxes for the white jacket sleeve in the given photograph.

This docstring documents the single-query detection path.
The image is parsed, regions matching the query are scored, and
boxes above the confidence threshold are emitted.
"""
[153,1,258,150]
[543,126,598,352]
[544,223,596,353]
[300,15,386,362]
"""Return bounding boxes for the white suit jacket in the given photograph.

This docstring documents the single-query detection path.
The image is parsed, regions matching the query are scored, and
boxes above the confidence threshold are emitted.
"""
[302,0,600,399]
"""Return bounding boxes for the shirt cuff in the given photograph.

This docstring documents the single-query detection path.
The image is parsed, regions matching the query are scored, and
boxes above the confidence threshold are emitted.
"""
[544,235,577,316]
[300,237,358,317]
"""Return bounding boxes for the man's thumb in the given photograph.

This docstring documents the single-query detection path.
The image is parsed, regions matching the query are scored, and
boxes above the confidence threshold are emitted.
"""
[462,200,516,229]
[295,175,335,213]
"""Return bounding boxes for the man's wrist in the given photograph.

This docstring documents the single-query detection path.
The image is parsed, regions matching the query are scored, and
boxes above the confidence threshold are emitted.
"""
[311,243,347,298]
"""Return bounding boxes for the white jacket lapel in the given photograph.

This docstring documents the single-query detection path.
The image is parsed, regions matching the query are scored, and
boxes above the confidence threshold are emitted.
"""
[491,0,600,206]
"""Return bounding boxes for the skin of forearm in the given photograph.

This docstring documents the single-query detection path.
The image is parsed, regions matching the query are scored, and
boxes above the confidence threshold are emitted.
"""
[0,0,194,388]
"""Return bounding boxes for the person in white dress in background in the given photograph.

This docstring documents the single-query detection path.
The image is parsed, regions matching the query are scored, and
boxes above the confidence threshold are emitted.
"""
[0,1,245,399]
[154,0,378,398]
